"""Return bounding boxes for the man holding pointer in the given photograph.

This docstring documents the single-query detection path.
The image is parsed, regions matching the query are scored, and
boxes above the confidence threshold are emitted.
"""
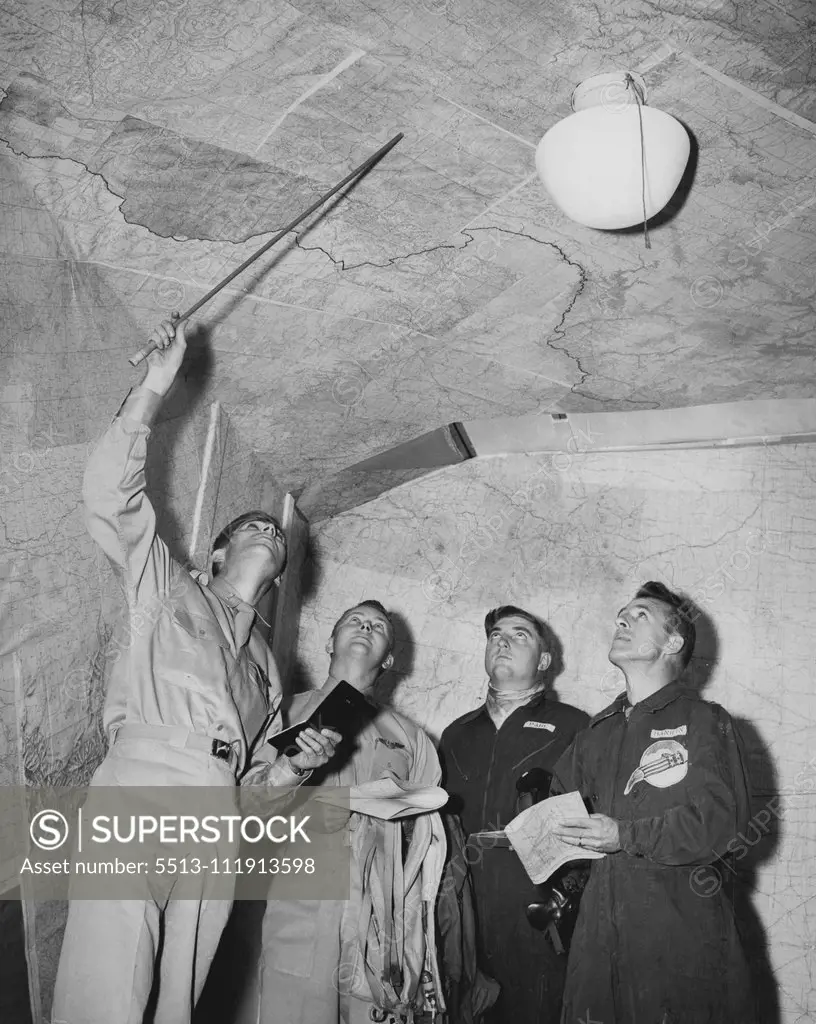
[53,316,340,1024]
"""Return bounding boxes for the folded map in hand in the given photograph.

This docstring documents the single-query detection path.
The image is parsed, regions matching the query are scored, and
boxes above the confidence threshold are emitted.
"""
[267,680,376,757]
[505,791,605,883]
[469,791,605,882]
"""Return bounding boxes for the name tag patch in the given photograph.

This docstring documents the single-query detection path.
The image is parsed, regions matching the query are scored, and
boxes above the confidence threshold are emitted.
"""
[524,721,555,732]
[651,726,687,739]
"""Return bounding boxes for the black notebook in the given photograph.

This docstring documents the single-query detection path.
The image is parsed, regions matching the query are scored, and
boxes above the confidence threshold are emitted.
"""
[267,680,376,758]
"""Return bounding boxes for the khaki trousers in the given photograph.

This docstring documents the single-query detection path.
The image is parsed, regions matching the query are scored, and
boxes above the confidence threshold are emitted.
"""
[52,736,235,1024]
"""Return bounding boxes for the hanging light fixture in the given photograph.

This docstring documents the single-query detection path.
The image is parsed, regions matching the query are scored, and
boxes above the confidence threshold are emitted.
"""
[535,72,690,244]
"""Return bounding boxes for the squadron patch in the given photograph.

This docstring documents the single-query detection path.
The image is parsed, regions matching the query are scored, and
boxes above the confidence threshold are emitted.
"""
[624,739,689,796]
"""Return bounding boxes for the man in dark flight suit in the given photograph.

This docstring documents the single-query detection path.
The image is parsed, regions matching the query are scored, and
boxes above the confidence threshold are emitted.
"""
[552,582,756,1024]
[439,605,588,1023]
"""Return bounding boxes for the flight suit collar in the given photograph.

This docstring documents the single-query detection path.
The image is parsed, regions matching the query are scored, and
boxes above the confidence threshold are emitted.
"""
[207,576,257,649]
[590,678,688,727]
[469,685,549,725]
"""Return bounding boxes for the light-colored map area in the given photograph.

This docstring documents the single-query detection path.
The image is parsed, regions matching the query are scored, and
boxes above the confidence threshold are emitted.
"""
[1,0,814,1018]
[299,441,816,1020]
[1,2,815,488]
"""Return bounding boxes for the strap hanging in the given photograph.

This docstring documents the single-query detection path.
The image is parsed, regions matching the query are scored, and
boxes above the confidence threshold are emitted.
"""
[625,73,652,250]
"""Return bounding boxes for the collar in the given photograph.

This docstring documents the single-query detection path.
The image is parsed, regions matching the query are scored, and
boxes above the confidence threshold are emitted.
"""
[478,686,548,718]
[324,674,380,709]
[209,575,248,608]
[487,680,546,701]
[589,679,689,727]
[207,576,257,649]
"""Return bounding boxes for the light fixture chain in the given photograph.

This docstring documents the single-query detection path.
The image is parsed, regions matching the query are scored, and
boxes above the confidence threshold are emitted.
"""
[625,73,652,249]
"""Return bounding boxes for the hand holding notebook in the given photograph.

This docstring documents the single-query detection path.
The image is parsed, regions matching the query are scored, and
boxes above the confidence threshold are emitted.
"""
[267,680,376,758]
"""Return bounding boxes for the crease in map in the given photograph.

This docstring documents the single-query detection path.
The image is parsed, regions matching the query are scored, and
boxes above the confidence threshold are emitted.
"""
[471,791,606,883]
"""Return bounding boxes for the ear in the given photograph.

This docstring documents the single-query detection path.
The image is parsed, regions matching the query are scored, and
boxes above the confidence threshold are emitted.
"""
[211,547,226,572]
[326,639,334,656]
[664,633,683,655]
[382,653,394,672]
[537,651,552,673]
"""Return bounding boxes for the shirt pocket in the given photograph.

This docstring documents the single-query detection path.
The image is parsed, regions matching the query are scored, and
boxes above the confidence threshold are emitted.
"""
[263,901,319,977]
[157,604,232,694]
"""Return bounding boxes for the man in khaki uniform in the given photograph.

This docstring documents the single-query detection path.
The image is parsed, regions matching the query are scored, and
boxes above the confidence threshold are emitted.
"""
[257,601,447,1024]
[52,317,339,1024]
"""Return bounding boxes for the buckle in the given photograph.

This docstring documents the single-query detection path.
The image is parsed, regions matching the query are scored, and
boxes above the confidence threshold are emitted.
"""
[211,739,232,762]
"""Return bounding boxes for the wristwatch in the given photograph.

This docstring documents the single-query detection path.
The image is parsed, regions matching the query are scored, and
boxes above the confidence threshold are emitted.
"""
[288,759,312,778]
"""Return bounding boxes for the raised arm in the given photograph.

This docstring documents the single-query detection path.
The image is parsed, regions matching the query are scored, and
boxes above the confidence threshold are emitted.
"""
[83,317,187,604]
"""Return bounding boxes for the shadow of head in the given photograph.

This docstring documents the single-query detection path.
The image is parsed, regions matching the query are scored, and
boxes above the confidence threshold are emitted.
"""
[539,616,565,691]
[681,593,719,694]
[373,608,415,706]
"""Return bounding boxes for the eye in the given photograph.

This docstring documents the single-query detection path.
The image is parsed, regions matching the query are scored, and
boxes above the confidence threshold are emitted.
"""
[373,622,384,631]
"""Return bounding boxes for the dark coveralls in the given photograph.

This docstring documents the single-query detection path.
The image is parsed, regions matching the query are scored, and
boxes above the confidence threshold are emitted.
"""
[551,681,757,1024]
[439,693,589,1024]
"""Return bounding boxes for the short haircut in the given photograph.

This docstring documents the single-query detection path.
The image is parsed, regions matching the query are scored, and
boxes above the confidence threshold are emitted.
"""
[331,599,395,655]
[484,605,549,649]
[210,510,287,577]
[634,581,696,669]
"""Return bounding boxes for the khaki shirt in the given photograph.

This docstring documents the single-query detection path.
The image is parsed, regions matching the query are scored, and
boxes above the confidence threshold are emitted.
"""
[84,390,298,785]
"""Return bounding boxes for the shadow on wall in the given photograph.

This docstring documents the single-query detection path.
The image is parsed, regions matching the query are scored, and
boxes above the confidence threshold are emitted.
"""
[373,608,416,707]
[540,617,566,699]
[684,596,780,1024]
[731,714,782,1024]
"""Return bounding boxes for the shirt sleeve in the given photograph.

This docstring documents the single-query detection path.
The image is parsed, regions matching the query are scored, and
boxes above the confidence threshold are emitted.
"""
[410,725,443,787]
[549,735,584,798]
[240,749,307,789]
[240,685,309,790]
[437,727,453,787]
[617,706,751,865]
[83,386,176,605]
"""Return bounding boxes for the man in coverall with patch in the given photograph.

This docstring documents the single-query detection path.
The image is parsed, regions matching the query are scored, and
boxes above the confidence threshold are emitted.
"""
[552,581,756,1024]
[52,317,340,1024]
[439,605,589,1023]
[258,600,447,1024]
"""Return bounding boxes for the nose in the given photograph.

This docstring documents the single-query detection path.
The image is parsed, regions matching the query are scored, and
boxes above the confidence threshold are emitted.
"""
[359,620,372,632]
[615,615,628,631]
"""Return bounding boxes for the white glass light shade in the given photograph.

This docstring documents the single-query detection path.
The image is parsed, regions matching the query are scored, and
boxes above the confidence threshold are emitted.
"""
[535,105,690,229]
